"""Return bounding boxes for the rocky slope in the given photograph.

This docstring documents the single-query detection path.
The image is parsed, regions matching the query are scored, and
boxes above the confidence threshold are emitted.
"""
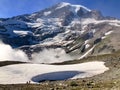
[0,2,120,61]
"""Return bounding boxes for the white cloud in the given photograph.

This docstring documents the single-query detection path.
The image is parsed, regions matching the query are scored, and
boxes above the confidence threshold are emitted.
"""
[0,41,74,63]
[0,41,28,62]
[32,48,74,63]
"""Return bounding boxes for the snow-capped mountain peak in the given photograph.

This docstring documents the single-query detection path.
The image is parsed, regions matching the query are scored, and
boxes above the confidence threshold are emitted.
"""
[56,2,91,13]
[0,2,120,61]
[27,2,92,20]
[56,2,70,9]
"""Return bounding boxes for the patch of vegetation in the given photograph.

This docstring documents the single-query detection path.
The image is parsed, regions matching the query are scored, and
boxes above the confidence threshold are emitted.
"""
[70,81,78,87]
[0,61,26,67]
[93,35,117,55]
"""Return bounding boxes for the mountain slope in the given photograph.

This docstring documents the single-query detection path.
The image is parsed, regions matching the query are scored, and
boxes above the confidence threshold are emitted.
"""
[0,2,120,62]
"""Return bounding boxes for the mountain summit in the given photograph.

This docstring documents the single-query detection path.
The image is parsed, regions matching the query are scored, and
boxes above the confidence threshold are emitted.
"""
[12,2,102,22]
[29,2,91,19]
[0,2,120,61]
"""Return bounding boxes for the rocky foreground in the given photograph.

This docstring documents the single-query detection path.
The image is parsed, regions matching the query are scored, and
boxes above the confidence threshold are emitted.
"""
[0,51,120,90]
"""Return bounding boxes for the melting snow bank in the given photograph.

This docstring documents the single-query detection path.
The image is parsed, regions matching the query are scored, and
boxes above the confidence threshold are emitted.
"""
[0,61,109,84]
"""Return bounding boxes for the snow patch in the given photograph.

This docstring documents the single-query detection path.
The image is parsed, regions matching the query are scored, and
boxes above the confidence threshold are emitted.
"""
[56,2,91,13]
[44,11,51,16]
[85,44,90,49]
[0,61,109,84]
[56,2,70,9]
[71,4,91,13]
[82,18,120,27]
[101,31,113,39]
[105,31,113,36]
[85,40,89,44]
[101,36,106,39]
[13,30,33,36]
[27,22,43,28]
[79,45,95,59]
[29,14,36,18]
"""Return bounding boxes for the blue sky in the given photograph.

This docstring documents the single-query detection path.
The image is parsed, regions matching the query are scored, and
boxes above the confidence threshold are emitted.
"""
[0,0,120,18]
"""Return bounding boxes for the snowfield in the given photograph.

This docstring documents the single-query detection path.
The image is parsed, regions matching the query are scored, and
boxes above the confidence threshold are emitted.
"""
[13,30,33,36]
[0,61,109,84]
